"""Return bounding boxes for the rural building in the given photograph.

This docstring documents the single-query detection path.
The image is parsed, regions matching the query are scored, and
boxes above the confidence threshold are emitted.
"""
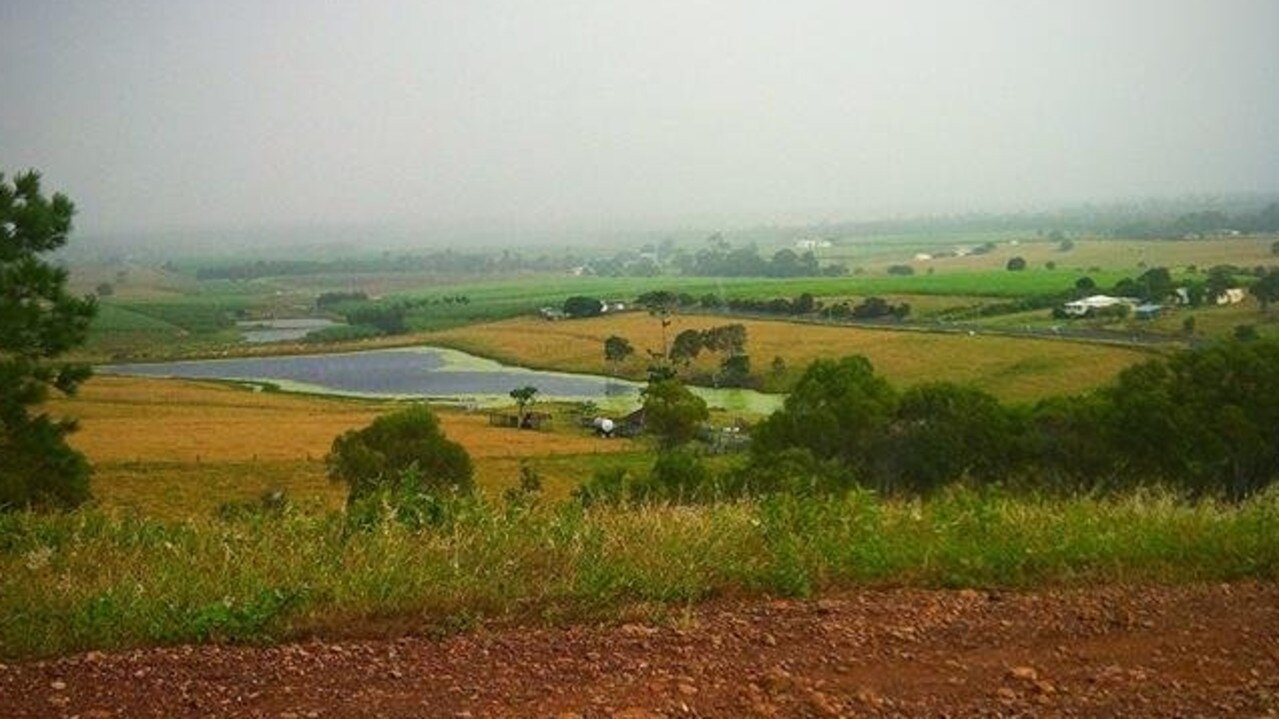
[1214,288,1246,306]
[538,307,567,320]
[1062,294,1132,317]
[794,239,832,250]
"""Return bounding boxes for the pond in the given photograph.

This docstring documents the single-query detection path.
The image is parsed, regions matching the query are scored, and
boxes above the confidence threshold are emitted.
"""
[237,318,341,343]
[99,346,785,414]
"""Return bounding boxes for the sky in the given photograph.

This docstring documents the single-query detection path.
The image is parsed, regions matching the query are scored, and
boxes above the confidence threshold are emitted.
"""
[2,0,1278,242]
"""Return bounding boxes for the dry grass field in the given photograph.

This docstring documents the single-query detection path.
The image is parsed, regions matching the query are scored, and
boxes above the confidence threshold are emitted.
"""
[46,376,639,518]
[429,313,1152,402]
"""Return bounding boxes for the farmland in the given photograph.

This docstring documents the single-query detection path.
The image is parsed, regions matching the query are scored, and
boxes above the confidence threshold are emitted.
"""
[9,228,1276,668]
[46,377,641,518]
[429,312,1152,402]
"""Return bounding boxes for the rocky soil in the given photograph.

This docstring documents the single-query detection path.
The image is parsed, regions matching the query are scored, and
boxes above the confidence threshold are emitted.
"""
[3,583,1276,718]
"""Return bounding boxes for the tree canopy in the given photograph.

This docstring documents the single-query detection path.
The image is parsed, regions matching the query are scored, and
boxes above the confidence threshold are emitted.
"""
[1,171,97,511]
[641,379,708,449]
[326,405,473,503]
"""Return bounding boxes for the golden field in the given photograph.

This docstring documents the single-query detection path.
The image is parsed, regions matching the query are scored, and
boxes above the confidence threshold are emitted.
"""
[45,376,639,518]
[429,313,1153,402]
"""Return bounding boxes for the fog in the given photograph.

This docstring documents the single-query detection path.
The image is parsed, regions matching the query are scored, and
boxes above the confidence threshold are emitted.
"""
[3,1,1277,244]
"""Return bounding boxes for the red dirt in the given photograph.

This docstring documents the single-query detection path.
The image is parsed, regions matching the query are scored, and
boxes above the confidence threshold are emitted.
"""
[2,583,1276,718]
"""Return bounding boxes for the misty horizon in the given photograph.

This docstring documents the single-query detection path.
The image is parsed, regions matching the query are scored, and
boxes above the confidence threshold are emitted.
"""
[4,1,1278,242]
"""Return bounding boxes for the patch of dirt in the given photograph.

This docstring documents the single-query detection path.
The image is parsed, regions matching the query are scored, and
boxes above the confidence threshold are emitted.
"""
[3,583,1276,717]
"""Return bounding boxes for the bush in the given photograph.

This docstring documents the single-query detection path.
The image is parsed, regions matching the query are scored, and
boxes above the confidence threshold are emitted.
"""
[1006,256,1027,271]
[641,379,709,449]
[326,405,473,505]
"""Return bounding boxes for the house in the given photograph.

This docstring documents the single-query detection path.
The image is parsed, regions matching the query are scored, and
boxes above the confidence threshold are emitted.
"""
[1062,295,1129,317]
[538,307,567,320]
[1214,288,1246,306]
[795,239,833,250]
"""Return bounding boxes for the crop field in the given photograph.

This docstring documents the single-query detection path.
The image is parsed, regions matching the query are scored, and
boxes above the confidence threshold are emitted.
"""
[46,377,641,518]
[429,312,1153,402]
[820,235,1279,275]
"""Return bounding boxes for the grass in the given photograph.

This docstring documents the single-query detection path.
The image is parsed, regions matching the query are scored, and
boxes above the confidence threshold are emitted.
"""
[428,312,1152,402]
[1,487,1275,659]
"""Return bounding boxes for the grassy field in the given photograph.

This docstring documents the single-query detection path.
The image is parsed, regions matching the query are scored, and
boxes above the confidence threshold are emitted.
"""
[2,487,1275,659]
[820,235,1279,275]
[428,312,1153,402]
[47,377,642,518]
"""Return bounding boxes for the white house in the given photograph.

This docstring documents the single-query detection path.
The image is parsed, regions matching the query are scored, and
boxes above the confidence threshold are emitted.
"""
[1062,294,1131,317]
[1214,288,1246,305]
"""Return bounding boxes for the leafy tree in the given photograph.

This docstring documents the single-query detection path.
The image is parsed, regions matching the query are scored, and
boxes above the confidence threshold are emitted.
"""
[326,405,473,504]
[1250,268,1279,312]
[1005,256,1027,271]
[669,328,703,367]
[1205,266,1237,301]
[509,385,540,425]
[603,335,634,374]
[641,379,708,449]
[1074,276,1096,292]
[1,171,97,511]
[719,353,751,386]
[751,356,896,481]
[1103,340,1279,500]
[562,295,604,318]
[701,324,747,356]
[885,383,1015,493]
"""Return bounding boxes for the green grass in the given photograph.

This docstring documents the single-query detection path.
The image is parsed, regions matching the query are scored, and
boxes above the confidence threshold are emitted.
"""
[3,487,1275,659]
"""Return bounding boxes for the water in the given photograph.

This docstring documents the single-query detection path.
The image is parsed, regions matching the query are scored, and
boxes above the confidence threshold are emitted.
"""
[237,318,341,343]
[99,346,784,413]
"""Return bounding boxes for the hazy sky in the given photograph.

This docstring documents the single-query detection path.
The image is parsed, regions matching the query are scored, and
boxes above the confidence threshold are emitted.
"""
[3,0,1277,239]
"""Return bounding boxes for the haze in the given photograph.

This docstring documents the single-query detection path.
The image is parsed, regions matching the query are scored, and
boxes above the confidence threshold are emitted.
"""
[3,0,1278,242]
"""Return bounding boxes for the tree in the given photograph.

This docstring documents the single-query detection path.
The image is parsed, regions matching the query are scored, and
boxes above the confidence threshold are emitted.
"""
[603,335,634,375]
[1,171,97,511]
[326,405,473,503]
[562,295,604,318]
[641,379,709,449]
[1006,256,1027,271]
[885,382,1015,493]
[750,356,896,483]
[1271,240,1279,256]
[636,290,680,356]
[669,328,703,367]
[509,386,540,426]
[1250,268,1279,312]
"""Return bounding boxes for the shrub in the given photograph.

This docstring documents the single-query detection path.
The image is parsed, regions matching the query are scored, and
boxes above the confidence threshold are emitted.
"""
[641,379,709,449]
[326,405,473,505]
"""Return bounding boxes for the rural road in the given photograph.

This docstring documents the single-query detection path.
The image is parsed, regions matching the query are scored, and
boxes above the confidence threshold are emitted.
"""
[3,583,1275,717]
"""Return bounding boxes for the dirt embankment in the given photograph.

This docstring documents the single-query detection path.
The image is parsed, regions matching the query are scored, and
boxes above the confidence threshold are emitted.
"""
[2,583,1276,718]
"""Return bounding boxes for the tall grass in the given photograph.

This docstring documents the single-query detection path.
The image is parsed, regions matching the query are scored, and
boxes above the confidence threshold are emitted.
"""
[2,487,1276,659]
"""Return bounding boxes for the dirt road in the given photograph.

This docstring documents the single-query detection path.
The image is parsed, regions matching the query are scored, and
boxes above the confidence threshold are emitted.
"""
[3,583,1276,717]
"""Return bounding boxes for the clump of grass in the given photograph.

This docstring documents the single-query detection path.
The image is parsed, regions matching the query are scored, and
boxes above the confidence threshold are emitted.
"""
[2,487,1276,660]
